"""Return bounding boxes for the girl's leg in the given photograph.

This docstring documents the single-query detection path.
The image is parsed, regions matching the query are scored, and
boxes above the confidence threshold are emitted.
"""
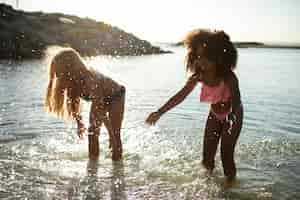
[88,131,100,160]
[103,116,117,150]
[220,105,243,181]
[202,111,222,172]
[108,94,125,161]
[88,102,104,160]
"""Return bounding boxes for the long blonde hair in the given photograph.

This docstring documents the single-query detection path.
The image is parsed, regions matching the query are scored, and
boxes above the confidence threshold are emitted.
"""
[45,49,88,120]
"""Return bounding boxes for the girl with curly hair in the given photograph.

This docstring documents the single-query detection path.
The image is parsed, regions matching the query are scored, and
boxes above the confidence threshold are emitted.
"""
[146,29,243,186]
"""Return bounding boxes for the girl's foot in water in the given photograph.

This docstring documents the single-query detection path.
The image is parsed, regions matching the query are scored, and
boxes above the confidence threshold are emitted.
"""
[223,177,237,189]
[205,169,213,177]
[201,162,213,177]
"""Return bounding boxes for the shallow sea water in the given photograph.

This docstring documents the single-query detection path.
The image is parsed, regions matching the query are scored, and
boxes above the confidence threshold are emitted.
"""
[0,46,300,199]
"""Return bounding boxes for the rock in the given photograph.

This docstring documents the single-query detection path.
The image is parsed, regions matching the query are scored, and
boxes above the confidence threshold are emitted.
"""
[0,3,172,60]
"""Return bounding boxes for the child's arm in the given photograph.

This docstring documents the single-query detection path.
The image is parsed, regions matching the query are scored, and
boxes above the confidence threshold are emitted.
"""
[71,97,85,138]
[225,71,241,121]
[146,74,199,125]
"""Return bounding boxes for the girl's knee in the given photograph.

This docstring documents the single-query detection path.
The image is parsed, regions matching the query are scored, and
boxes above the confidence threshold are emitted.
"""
[88,126,100,136]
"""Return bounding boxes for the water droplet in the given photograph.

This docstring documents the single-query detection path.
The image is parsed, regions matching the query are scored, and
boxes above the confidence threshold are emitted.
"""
[228,129,232,135]
[276,162,282,168]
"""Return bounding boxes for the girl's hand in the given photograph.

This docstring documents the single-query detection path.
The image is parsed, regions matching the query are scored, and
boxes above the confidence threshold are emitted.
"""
[77,122,86,139]
[146,111,161,125]
[225,113,236,135]
[225,120,233,135]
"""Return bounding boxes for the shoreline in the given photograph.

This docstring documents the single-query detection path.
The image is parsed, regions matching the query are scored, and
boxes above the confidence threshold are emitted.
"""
[171,41,300,50]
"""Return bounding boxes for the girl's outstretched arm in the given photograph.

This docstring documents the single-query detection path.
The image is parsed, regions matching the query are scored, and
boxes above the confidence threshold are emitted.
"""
[146,74,199,125]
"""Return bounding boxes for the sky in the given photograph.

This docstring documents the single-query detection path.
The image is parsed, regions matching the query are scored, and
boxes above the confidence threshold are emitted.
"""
[2,0,300,44]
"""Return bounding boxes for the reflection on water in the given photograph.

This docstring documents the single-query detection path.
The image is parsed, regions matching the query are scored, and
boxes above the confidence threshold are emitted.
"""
[1,47,300,199]
[66,160,126,200]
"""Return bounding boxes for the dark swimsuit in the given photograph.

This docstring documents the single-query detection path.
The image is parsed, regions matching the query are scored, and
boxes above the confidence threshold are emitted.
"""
[103,86,126,105]
[82,86,126,105]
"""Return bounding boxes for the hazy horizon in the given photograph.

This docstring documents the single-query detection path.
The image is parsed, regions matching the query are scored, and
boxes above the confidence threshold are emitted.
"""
[1,0,300,44]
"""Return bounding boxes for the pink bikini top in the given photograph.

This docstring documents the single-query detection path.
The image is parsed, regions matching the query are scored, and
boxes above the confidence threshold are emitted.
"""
[200,81,231,104]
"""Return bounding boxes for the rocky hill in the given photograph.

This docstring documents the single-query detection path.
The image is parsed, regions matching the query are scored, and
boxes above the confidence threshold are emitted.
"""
[0,4,171,60]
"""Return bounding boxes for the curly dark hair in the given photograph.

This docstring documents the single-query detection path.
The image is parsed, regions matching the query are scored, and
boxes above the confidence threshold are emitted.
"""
[184,29,238,78]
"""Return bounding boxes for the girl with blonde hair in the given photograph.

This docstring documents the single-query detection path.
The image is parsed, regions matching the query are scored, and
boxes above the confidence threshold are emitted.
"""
[45,49,125,161]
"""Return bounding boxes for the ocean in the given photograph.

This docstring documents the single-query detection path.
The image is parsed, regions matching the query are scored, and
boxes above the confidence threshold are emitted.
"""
[0,46,300,199]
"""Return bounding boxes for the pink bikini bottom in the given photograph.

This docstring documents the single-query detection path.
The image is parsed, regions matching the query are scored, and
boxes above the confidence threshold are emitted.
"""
[210,103,243,121]
[210,109,230,121]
